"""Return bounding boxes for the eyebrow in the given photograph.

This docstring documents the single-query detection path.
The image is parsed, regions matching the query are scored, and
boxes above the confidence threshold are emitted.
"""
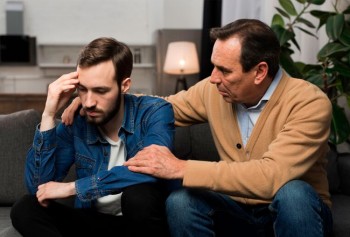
[78,83,111,91]
[215,64,231,72]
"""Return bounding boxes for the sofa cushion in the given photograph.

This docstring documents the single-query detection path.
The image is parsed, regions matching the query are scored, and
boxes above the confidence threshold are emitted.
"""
[0,109,41,205]
[173,126,191,160]
[331,194,350,237]
[326,147,341,194]
[173,123,220,162]
[190,123,220,162]
[337,153,350,196]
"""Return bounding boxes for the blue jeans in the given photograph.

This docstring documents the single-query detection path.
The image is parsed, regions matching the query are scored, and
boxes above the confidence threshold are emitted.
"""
[166,180,333,237]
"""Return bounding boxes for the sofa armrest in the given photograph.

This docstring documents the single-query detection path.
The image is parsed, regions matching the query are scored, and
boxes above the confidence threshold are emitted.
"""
[0,109,41,205]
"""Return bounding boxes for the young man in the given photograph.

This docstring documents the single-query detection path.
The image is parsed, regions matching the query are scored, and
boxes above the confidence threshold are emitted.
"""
[10,37,174,237]
[63,20,333,236]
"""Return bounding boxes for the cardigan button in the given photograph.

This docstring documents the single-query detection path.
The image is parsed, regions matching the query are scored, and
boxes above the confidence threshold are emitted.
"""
[236,143,242,149]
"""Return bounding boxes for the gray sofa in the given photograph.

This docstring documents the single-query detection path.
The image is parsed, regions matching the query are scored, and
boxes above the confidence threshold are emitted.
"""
[0,109,350,236]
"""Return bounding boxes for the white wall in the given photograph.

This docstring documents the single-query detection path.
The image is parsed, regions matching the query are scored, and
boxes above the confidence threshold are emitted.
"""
[0,0,203,94]
[0,0,203,45]
[221,0,348,64]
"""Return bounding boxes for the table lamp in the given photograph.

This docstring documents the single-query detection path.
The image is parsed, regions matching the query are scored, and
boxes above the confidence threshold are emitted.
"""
[163,41,200,93]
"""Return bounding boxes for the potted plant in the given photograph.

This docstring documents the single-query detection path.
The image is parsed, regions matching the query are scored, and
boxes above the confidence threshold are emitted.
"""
[270,0,350,146]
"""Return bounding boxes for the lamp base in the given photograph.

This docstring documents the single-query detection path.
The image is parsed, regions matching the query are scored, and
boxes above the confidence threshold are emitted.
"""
[175,76,188,93]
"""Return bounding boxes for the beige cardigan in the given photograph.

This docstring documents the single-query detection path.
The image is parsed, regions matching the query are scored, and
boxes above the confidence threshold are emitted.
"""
[166,71,332,207]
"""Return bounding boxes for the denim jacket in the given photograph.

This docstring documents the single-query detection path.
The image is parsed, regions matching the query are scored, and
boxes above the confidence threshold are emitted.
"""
[25,94,175,208]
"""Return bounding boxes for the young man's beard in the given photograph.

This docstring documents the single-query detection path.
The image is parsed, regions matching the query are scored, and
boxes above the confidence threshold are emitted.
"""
[85,92,122,126]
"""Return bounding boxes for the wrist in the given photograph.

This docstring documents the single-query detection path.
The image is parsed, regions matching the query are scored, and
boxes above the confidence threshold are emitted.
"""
[177,160,187,179]
[40,113,56,131]
[69,182,76,196]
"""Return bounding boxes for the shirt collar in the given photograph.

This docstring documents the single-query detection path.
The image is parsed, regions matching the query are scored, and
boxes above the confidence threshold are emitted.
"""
[85,94,135,144]
[121,94,135,134]
[247,67,283,109]
[261,67,283,102]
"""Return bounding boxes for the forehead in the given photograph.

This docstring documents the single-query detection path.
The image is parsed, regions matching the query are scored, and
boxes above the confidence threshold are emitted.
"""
[211,37,241,64]
[77,60,116,87]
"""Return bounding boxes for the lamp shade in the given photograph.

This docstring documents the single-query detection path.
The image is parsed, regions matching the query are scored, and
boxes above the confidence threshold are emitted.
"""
[163,41,200,75]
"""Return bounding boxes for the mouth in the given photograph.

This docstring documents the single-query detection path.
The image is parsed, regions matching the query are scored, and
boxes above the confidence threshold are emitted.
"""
[85,109,101,117]
[217,89,229,97]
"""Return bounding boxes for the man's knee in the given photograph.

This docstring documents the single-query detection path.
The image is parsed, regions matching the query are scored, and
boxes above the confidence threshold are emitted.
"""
[273,180,317,207]
[166,188,203,220]
[270,180,322,223]
[11,195,39,228]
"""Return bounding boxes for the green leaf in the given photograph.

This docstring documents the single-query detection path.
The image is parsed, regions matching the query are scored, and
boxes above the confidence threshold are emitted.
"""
[296,17,316,28]
[291,36,301,51]
[306,0,326,5]
[271,25,295,46]
[343,5,350,14]
[272,14,285,27]
[295,26,318,38]
[333,60,350,77]
[305,73,323,87]
[296,0,306,3]
[302,63,323,74]
[310,10,331,18]
[318,42,350,59]
[279,0,297,16]
[329,102,350,144]
[339,25,350,47]
[326,14,345,41]
[310,10,335,30]
[275,7,291,19]
[294,61,307,72]
[280,48,303,78]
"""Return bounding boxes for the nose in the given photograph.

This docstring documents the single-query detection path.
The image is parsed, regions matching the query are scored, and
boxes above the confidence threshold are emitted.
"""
[84,92,96,109]
[209,67,221,84]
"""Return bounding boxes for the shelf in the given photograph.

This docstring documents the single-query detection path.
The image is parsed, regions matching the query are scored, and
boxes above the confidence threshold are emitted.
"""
[38,63,76,69]
[134,63,154,68]
[38,63,155,69]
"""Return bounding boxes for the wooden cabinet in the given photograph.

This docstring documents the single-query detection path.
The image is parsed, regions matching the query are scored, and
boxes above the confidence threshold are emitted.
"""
[0,93,47,114]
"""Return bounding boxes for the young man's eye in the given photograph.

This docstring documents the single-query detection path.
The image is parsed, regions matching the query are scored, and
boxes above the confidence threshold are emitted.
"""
[77,86,86,92]
[95,89,108,94]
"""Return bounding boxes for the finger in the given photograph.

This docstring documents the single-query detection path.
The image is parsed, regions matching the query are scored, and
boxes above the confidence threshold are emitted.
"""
[58,71,78,81]
[38,197,49,207]
[127,165,154,175]
[62,97,81,125]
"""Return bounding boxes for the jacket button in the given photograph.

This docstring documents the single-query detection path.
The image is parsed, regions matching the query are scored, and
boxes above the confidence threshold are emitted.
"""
[236,143,242,149]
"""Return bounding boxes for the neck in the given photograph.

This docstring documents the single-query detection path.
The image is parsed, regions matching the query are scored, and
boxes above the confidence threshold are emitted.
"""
[244,76,273,108]
[99,101,124,142]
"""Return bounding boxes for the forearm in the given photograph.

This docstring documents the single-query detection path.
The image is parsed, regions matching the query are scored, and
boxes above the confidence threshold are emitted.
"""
[75,166,156,202]
[25,124,74,193]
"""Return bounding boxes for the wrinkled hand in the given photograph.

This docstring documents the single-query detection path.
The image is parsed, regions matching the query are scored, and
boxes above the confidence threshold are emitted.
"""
[36,181,76,207]
[61,96,84,125]
[124,145,186,179]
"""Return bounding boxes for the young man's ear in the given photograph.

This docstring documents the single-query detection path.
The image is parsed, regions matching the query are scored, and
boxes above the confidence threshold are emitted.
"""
[254,62,268,85]
[121,78,131,93]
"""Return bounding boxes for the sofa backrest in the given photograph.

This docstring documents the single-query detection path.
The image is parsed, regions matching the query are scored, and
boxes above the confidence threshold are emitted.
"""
[173,123,220,162]
[0,109,41,205]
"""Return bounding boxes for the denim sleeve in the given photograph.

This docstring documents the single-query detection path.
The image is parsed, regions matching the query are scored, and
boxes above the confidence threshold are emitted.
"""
[75,166,156,202]
[75,100,175,202]
[142,101,175,149]
[25,123,74,194]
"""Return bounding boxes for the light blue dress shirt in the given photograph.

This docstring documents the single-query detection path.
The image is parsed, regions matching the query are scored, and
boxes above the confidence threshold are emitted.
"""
[236,68,282,146]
